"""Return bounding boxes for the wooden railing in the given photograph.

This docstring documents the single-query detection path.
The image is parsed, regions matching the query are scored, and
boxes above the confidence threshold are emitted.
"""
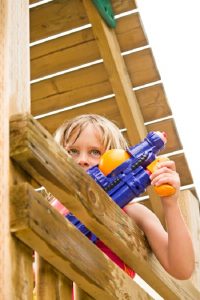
[9,113,200,299]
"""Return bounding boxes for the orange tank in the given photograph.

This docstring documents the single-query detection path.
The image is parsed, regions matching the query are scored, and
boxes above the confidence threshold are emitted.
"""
[98,149,130,176]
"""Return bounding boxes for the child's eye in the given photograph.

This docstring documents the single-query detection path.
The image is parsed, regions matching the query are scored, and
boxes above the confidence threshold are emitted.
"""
[67,148,79,156]
[90,149,101,157]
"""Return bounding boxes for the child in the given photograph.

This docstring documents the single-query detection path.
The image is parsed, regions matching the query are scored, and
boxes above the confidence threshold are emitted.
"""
[51,114,194,280]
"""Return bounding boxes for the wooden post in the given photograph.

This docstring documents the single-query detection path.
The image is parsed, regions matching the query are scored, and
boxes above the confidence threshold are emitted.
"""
[35,254,73,300]
[58,273,73,299]
[0,0,31,299]
[35,255,59,300]
[74,283,95,300]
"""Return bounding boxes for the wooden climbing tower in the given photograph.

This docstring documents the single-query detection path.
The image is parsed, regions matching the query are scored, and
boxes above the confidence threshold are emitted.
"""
[1,0,200,299]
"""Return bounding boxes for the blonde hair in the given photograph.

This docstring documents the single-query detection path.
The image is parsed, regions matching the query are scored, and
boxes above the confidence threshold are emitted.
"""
[54,114,128,150]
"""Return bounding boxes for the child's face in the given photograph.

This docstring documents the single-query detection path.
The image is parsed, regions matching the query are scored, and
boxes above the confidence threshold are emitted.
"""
[65,124,106,171]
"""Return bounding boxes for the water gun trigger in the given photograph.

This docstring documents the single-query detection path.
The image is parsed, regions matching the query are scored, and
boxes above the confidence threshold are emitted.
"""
[147,157,176,197]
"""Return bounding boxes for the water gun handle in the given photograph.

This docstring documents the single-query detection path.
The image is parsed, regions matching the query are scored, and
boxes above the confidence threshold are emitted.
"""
[147,157,176,197]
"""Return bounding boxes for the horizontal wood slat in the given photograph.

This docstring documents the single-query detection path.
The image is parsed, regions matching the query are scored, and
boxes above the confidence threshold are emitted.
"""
[32,83,171,125]
[31,49,160,113]
[37,99,180,151]
[10,114,200,300]
[11,183,150,300]
[30,0,137,42]
[31,62,109,105]
[31,13,148,80]
[124,48,160,85]
[135,83,172,122]
[37,97,122,132]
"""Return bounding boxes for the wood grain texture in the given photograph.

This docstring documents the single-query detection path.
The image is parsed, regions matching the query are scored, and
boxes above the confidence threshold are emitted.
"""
[30,0,137,42]
[9,114,200,299]
[31,82,171,125]
[135,83,172,122]
[35,254,73,299]
[30,13,147,80]
[31,48,160,110]
[0,1,31,299]
[11,183,152,300]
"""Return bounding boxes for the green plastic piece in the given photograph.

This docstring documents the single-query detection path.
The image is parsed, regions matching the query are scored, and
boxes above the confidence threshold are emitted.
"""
[92,0,116,28]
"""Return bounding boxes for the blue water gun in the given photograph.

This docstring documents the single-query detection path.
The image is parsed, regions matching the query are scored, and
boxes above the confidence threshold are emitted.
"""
[66,131,175,242]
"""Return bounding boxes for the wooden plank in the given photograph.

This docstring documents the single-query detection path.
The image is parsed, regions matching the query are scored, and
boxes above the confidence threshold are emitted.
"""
[35,254,59,299]
[30,0,137,42]
[10,114,200,299]
[124,48,160,86]
[35,254,73,299]
[58,273,73,300]
[135,83,172,122]
[30,13,147,80]
[10,183,152,300]
[11,239,34,299]
[31,82,171,127]
[0,1,31,299]
[37,97,121,133]
[31,62,109,105]
[31,48,159,108]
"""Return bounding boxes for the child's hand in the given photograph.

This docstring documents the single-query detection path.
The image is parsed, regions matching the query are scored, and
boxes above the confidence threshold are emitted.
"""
[150,160,180,205]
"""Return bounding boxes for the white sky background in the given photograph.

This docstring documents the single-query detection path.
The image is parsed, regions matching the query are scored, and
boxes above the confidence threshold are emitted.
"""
[136,0,200,200]
[134,1,200,298]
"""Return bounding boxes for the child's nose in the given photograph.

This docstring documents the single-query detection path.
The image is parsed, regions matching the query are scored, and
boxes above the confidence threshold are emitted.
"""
[77,153,89,167]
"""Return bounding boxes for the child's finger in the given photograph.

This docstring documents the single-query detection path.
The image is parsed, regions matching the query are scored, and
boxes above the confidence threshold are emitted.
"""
[151,172,180,189]
[156,160,176,171]
[150,166,174,180]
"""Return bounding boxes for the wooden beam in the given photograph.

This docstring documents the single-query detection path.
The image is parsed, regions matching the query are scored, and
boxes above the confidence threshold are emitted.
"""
[10,183,153,300]
[10,114,200,299]
[0,1,31,299]
[83,0,147,145]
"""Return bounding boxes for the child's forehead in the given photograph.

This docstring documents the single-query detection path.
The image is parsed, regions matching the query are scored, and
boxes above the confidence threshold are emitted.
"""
[68,122,103,142]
